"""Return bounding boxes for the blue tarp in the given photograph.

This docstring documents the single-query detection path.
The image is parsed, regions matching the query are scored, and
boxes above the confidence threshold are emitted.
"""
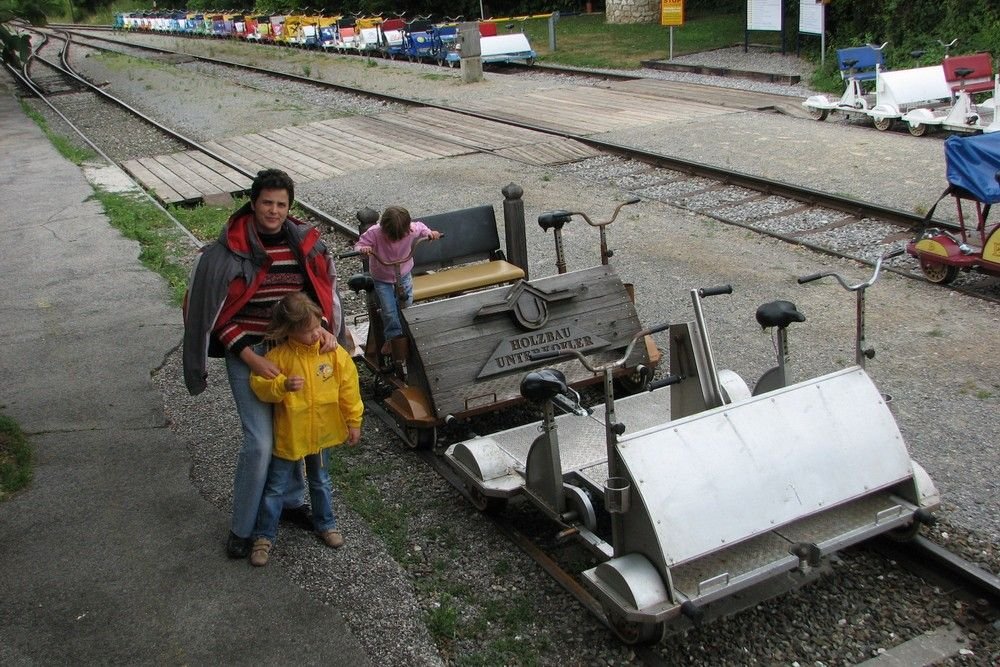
[945,131,1000,203]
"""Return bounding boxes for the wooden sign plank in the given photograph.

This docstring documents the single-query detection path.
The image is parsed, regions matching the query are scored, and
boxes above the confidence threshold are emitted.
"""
[404,266,648,417]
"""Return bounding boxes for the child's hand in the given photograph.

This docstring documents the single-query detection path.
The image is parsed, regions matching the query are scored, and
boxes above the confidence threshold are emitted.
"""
[428,231,442,240]
[346,427,361,446]
[357,246,373,255]
[285,376,305,391]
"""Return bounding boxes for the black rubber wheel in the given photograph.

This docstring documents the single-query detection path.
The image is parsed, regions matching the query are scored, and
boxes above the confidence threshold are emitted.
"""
[919,259,959,285]
[608,614,664,646]
[467,486,507,514]
[873,116,894,131]
[886,520,922,543]
[404,426,436,450]
[809,107,830,121]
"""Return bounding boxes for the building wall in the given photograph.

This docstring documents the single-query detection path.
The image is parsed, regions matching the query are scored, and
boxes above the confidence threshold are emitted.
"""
[606,0,659,24]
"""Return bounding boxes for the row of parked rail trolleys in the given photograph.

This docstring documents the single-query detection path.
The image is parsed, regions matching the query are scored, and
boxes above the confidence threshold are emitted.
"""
[803,44,1000,136]
[112,12,537,66]
[340,190,941,644]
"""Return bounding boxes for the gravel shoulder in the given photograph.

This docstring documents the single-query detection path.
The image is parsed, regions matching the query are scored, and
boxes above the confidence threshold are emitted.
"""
[43,31,1000,665]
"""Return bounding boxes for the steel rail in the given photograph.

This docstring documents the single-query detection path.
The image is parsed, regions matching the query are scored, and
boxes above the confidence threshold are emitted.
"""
[37,27,1000,305]
[362,399,612,632]
[12,35,203,249]
[29,29,361,240]
[871,535,1000,607]
[54,27,954,232]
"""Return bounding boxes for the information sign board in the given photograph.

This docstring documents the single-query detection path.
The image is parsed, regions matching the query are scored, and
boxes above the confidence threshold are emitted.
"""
[799,0,824,35]
[747,0,782,32]
[660,0,684,27]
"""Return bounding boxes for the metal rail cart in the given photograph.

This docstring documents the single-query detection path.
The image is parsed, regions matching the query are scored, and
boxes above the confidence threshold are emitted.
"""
[445,261,939,643]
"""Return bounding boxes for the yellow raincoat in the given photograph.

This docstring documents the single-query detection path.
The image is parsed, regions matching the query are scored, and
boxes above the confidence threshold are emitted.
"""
[250,339,363,460]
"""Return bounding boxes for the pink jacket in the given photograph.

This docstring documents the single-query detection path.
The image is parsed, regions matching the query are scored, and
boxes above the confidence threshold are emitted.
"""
[354,221,432,283]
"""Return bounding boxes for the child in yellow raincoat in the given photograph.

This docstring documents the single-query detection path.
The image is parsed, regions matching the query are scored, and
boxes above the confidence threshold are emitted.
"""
[248,292,363,566]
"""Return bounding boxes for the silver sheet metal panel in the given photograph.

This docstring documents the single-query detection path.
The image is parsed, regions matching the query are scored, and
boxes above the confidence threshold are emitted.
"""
[483,388,672,476]
[618,367,914,567]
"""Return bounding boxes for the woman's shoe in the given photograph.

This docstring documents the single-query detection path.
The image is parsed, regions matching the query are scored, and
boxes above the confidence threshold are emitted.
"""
[226,531,251,559]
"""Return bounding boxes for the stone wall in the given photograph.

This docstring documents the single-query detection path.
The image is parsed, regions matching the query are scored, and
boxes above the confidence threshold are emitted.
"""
[606,0,659,24]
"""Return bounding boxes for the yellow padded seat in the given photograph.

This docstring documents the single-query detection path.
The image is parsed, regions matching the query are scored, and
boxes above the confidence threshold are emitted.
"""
[412,260,525,301]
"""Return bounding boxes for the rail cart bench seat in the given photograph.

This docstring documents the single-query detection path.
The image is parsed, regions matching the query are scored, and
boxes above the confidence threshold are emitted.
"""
[944,53,995,95]
[411,204,525,302]
[836,46,883,82]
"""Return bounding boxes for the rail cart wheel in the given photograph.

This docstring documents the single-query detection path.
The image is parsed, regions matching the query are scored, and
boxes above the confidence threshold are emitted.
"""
[615,368,652,396]
[607,613,664,646]
[525,57,536,66]
[908,123,928,137]
[886,520,922,542]
[404,426,437,450]
[808,108,830,121]
[872,117,894,131]
[467,486,507,514]
[919,259,959,285]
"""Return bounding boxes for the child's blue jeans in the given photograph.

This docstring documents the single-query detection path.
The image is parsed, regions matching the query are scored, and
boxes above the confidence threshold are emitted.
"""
[374,273,413,340]
[254,448,337,541]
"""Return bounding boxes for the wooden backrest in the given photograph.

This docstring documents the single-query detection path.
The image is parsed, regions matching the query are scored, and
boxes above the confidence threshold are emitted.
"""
[943,53,995,94]
[412,205,502,274]
[836,46,883,81]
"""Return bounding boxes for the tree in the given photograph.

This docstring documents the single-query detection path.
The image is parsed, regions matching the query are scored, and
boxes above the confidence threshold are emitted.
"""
[1,0,64,67]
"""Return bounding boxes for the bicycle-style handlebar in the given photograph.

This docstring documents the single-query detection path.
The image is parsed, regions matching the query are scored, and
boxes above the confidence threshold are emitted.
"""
[797,249,903,291]
[337,233,443,267]
[698,285,733,298]
[537,197,641,231]
[527,320,670,374]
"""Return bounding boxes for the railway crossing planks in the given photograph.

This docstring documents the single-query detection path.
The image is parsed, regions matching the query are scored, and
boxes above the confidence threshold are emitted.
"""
[457,85,736,135]
[122,151,252,204]
[129,87,693,205]
[493,138,600,166]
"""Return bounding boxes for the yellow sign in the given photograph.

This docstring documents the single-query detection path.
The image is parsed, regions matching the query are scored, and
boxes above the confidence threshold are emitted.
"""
[661,0,684,26]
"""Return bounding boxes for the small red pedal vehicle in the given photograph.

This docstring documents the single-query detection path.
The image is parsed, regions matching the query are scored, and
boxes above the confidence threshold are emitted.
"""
[907,131,1000,284]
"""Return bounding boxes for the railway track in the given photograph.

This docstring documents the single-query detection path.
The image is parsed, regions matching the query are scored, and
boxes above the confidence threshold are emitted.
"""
[15,23,998,663]
[24,26,1000,304]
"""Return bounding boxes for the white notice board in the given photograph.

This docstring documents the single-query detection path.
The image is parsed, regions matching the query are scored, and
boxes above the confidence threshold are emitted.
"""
[747,0,782,31]
[799,0,824,35]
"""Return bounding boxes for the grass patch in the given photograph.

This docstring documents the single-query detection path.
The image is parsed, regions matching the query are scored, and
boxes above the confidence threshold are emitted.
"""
[92,191,198,304]
[19,101,96,165]
[327,446,415,563]
[169,202,231,242]
[0,414,32,500]
[521,13,751,69]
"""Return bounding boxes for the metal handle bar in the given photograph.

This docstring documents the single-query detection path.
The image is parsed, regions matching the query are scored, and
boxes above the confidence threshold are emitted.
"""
[337,233,442,268]
[528,321,671,374]
[797,249,903,291]
[698,284,733,298]
[868,41,889,51]
[538,197,642,227]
